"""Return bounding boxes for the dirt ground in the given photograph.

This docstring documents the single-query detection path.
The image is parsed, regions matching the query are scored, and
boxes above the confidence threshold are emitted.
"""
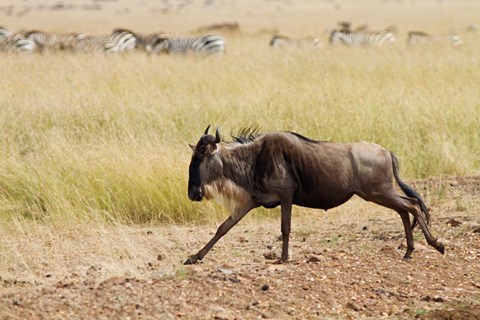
[0,177,479,319]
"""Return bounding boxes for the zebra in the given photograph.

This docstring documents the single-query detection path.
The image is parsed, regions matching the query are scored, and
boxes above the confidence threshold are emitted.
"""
[24,30,86,52]
[407,31,462,46]
[111,28,170,52]
[270,35,322,49]
[329,30,396,46]
[146,35,225,55]
[0,26,11,39]
[60,30,137,53]
[0,34,35,53]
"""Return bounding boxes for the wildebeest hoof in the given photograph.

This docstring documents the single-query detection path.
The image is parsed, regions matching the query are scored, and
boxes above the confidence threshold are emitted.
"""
[436,242,445,254]
[273,258,288,265]
[403,255,412,261]
[183,256,198,265]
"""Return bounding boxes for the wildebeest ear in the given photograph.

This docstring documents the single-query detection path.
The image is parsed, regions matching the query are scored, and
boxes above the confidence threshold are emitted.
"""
[189,144,195,151]
[204,125,211,135]
[215,128,221,143]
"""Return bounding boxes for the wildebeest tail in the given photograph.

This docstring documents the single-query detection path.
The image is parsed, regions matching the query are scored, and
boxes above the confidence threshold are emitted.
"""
[391,153,430,229]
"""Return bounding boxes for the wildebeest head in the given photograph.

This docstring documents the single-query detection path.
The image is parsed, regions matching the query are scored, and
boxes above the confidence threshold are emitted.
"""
[188,125,222,201]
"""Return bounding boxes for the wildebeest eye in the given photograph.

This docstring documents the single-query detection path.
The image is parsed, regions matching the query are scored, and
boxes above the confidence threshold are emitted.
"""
[197,146,207,156]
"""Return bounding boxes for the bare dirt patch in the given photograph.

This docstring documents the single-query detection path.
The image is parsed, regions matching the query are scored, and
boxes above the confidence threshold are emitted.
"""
[1,178,479,319]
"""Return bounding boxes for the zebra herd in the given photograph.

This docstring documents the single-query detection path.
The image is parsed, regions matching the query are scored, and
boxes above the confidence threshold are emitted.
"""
[270,22,463,49]
[0,23,468,54]
[0,26,226,55]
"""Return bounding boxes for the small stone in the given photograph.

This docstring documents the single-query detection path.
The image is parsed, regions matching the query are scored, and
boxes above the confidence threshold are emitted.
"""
[346,301,361,311]
[307,255,324,263]
[362,226,368,231]
[422,295,446,303]
[152,271,174,279]
[261,284,269,291]
[446,218,462,227]
[219,268,233,276]
[212,306,235,320]
[263,251,278,260]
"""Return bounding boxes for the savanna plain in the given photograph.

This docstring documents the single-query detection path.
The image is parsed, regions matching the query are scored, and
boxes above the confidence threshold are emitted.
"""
[0,0,479,319]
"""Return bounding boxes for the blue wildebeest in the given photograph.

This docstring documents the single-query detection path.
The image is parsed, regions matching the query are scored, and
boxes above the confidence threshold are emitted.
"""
[185,126,445,264]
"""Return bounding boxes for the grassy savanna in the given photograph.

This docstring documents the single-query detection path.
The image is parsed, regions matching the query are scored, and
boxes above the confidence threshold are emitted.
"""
[0,0,479,308]
[1,36,479,224]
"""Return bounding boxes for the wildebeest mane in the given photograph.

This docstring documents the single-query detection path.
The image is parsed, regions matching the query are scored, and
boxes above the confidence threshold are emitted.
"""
[230,126,261,144]
[288,131,325,143]
[229,128,325,145]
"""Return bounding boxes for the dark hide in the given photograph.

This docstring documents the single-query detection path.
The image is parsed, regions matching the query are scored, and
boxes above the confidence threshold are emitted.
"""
[185,127,444,264]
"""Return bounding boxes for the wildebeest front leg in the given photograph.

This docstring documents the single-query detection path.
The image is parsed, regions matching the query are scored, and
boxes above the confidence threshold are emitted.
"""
[279,199,293,263]
[184,209,251,265]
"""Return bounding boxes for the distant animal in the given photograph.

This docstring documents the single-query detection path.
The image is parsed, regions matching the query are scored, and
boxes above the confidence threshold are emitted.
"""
[270,35,322,48]
[146,35,225,55]
[0,34,35,53]
[338,21,352,33]
[111,28,169,51]
[407,31,462,46]
[61,30,137,53]
[196,22,240,33]
[24,30,86,52]
[329,30,395,46]
[385,25,398,34]
[184,126,445,264]
[466,23,478,32]
[354,24,369,32]
[0,26,12,39]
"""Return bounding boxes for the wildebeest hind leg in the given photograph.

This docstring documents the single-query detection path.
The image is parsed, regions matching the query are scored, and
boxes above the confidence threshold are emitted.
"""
[279,199,293,263]
[397,209,415,259]
[360,190,444,257]
[403,197,445,254]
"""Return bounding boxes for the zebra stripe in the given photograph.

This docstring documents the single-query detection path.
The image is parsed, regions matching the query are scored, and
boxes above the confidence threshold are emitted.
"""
[147,35,225,55]
[112,28,170,51]
[0,34,35,53]
[0,26,11,39]
[329,30,395,46]
[407,31,462,46]
[270,35,322,48]
[140,33,170,51]
[25,30,86,52]
[61,31,137,53]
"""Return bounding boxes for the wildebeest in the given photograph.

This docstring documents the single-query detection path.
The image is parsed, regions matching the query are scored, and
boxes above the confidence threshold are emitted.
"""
[185,126,445,264]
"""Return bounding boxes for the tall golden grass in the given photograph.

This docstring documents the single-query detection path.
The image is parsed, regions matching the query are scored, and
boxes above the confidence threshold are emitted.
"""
[1,36,478,224]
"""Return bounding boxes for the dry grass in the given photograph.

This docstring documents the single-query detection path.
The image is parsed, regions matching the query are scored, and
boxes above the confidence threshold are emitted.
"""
[1,36,478,223]
[0,0,479,285]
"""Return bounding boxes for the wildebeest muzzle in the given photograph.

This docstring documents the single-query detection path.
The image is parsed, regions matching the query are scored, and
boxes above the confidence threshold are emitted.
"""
[188,186,203,201]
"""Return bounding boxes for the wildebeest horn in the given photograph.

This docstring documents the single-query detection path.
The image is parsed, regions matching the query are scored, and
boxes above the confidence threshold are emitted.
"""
[204,125,211,135]
[215,128,221,143]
